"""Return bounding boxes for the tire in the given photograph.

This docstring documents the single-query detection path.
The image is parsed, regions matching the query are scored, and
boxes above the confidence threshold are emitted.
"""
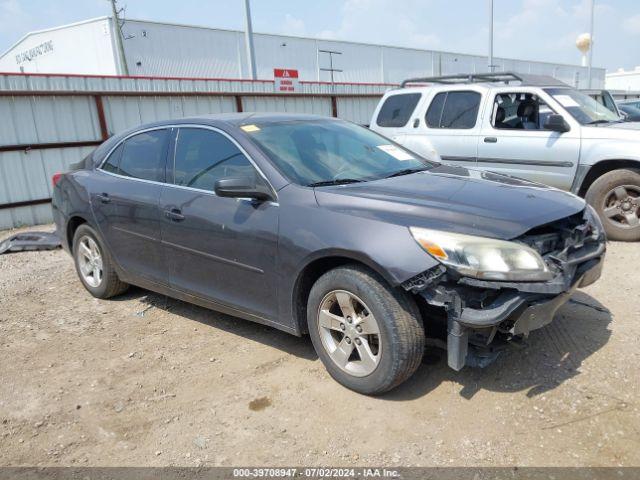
[307,264,425,395]
[72,224,129,299]
[585,169,640,242]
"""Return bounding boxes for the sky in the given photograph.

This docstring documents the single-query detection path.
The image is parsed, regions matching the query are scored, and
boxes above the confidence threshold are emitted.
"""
[1,0,639,72]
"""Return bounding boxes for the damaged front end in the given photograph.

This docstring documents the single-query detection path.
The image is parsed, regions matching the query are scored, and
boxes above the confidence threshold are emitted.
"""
[403,208,606,371]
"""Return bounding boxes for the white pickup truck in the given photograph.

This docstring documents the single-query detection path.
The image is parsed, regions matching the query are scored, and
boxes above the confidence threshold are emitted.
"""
[370,72,640,241]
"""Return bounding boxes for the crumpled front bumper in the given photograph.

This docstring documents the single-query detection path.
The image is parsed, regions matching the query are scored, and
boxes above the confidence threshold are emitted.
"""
[408,227,606,371]
[457,248,604,331]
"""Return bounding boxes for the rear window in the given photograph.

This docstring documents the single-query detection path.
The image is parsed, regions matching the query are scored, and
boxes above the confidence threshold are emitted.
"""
[376,93,421,127]
[425,91,481,129]
[118,130,169,182]
[101,144,122,174]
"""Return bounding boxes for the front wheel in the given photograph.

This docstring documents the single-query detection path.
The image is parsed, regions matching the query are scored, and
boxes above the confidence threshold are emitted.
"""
[585,169,640,241]
[307,265,425,395]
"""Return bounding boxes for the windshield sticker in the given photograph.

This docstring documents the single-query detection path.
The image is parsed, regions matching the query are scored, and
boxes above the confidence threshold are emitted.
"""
[555,95,580,108]
[377,144,415,161]
[240,124,261,132]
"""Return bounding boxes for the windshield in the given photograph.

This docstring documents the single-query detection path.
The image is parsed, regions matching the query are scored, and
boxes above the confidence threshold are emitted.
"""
[545,88,620,125]
[242,119,434,186]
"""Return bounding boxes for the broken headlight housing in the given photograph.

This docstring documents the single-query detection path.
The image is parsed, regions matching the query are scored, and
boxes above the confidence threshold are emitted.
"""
[584,204,604,238]
[409,227,553,281]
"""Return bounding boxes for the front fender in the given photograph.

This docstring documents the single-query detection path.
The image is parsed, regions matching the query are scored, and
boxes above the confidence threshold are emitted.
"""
[580,137,640,167]
[274,185,440,333]
[293,248,402,289]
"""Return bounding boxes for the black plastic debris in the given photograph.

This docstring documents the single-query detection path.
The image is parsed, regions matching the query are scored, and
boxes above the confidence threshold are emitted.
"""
[0,231,61,254]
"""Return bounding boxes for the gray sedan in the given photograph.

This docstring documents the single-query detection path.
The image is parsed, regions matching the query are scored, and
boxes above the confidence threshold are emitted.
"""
[52,114,605,394]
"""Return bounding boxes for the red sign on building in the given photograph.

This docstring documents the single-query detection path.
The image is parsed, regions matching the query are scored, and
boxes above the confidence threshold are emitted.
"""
[274,68,299,93]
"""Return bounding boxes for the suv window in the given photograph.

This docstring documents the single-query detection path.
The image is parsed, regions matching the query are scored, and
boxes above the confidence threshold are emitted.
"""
[376,93,421,127]
[425,91,481,129]
[117,130,169,182]
[173,128,256,192]
[492,93,556,130]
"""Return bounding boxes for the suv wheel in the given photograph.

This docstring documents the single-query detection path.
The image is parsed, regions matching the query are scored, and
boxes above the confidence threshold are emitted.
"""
[585,169,640,241]
[72,224,129,299]
[307,264,424,395]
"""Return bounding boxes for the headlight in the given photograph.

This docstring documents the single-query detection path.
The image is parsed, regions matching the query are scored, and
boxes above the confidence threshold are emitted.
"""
[409,227,553,281]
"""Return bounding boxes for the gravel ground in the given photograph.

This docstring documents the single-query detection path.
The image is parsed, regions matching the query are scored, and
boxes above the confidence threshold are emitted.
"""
[0,224,638,467]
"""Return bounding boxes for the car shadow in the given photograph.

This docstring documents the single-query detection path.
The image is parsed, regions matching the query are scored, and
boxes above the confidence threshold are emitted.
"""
[112,288,611,400]
[384,291,612,401]
[118,286,317,361]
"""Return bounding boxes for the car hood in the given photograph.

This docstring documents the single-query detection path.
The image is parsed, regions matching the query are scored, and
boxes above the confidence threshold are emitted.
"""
[581,122,640,139]
[314,165,585,240]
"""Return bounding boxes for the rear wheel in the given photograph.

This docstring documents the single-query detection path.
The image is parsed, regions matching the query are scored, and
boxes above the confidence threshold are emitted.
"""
[307,265,424,395]
[72,224,128,299]
[585,169,640,241]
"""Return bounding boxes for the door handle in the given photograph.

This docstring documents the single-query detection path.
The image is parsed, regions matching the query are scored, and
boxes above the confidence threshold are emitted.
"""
[484,136,498,143]
[165,208,185,222]
[96,193,110,204]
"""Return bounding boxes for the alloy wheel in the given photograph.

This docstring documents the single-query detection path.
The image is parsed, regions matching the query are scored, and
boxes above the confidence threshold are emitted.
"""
[602,185,640,230]
[317,290,381,377]
[77,236,103,288]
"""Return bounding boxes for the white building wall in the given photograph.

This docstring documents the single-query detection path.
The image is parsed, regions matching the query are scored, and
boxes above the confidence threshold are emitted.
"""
[606,68,640,91]
[120,19,605,88]
[0,18,117,75]
[0,17,606,87]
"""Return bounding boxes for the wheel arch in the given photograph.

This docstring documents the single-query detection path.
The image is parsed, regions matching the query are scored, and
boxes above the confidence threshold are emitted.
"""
[577,159,640,197]
[66,215,90,251]
[291,251,397,335]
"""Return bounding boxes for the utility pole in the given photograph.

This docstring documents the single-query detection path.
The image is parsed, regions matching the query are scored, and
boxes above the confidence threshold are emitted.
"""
[488,0,494,72]
[587,0,595,88]
[243,0,257,80]
[108,0,129,75]
[318,49,343,92]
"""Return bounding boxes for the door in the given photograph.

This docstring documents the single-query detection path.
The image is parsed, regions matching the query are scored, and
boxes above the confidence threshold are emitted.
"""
[160,126,279,320]
[91,128,171,284]
[404,89,483,169]
[476,91,580,190]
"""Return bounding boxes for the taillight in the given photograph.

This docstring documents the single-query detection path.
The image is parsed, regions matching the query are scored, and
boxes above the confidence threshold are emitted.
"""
[52,172,63,187]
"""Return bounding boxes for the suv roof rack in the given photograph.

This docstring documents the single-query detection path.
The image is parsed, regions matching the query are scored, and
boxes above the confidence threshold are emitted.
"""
[400,72,568,88]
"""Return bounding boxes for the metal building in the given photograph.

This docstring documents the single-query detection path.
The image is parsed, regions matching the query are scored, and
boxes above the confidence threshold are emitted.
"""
[606,67,640,91]
[0,16,605,88]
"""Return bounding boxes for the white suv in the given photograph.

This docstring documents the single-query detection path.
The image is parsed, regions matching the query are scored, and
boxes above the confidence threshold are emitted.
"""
[370,72,640,241]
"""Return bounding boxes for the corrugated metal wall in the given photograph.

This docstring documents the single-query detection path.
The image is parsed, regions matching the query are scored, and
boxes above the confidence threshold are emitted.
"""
[101,96,238,134]
[0,73,388,229]
[0,95,101,144]
[0,146,96,229]
[120,19,606,89]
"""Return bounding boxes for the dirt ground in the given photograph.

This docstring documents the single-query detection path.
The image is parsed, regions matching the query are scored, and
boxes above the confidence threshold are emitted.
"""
[0,224,638,468]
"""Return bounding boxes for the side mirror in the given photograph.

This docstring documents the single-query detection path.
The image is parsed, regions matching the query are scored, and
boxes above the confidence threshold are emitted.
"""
[214,176,274,202]
[543,114,570,133]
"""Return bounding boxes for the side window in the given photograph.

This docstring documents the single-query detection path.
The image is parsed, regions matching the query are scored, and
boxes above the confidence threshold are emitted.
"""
[173,128,257,192]
[425,92,446,128]
[492,93,556,131]
[425,91,481,129]
[118,130,169,182]
[376,93,421,127]
[101,143,123,174]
